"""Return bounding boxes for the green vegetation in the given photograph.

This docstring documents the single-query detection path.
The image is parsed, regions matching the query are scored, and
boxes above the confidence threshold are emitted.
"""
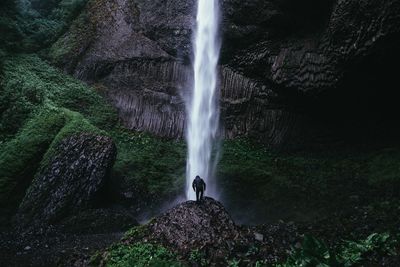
[1,53,399,221]
[0,53,115,210]
[279,233,397,267]
[1,2,399,267]
[367,148,400,185]
[0,108,65,208]
[110,128,186,202]
[0,106,105,209]
[189,249,209,267]
[0,53,116,140]
[92,226,184,267]
[123,225,150,240]
[0,52,186,212]
[103,225,398,267]
[47,5,94,65]
[0,0,87,52]
[218,139,400,222]
[100,242,183,267]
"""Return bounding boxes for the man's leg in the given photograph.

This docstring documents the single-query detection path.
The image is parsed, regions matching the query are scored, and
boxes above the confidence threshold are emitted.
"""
[196,190,200,201]
[200,189,204,200]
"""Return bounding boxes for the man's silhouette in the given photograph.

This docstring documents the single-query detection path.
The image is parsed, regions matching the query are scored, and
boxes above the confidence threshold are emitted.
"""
[192,175,206,202]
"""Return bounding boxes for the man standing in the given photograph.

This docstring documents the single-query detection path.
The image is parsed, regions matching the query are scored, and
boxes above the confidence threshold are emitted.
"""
[192,175,206,202]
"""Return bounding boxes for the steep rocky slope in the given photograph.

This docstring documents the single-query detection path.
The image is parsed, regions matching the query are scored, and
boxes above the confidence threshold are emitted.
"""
[50,0,400,149]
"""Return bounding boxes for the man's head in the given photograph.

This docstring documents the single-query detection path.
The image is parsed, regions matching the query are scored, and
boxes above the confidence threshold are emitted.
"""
[196,175,200,179]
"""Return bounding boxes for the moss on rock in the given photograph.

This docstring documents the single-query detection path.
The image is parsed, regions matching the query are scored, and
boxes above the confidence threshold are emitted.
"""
[0,108,65,211]
[0,53,116,214]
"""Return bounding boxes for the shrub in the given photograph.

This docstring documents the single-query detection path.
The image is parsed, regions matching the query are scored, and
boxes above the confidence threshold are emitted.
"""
[104,242,183,267]
[278,233,397,267]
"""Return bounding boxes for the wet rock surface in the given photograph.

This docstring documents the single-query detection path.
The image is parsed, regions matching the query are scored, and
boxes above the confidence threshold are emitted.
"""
[51,0,400,148]
[17,133,117,226]
[138,198,302,265]
[149,197,239,255]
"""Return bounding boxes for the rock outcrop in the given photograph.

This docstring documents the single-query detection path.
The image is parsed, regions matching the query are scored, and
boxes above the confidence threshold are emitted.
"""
[50,0,400,148]
[17,133,117,225]
[149,197,239,255]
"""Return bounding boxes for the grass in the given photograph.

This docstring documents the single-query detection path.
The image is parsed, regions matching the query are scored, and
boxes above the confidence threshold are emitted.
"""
[0,107,66,210]
[110,128,186,202]
[217,139,400,223]
[0,53,116,140]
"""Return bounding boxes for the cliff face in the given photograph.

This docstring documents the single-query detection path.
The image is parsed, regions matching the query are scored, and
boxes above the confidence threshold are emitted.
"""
[224,0,400,91]
[50,0,400,148]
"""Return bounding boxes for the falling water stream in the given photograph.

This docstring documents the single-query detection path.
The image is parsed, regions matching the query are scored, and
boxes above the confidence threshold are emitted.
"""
[186,0,221,200]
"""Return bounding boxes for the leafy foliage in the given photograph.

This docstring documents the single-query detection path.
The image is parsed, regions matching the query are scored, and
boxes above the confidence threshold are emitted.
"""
[123,225,150,241]
[189,249,209,267]
[279,233,397,267]
[0,0,87,52]
[338,233,396,266]
[103,242,183,267]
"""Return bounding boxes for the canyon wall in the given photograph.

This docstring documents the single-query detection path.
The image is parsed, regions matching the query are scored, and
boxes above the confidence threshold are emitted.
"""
[50,0,400,148]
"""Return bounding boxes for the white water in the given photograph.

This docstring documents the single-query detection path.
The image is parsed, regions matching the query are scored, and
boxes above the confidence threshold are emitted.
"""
[186,0,221,200]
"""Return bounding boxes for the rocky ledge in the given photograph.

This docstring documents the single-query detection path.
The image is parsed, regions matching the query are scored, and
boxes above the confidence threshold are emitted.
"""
[149,197,239,256]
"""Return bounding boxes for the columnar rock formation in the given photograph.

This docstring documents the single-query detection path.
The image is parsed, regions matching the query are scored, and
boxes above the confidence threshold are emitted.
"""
[17,134,116,225]
[50,0,400,148]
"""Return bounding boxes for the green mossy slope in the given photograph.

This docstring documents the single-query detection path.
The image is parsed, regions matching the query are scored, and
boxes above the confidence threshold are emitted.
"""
[0,54,114,212]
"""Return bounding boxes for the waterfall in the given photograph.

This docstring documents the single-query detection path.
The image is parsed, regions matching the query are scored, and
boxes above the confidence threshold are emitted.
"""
[186,0,221,200]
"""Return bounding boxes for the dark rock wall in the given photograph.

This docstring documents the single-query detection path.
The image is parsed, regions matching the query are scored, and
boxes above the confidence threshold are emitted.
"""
[101,59,188,138]
[52,0,400,148]
[224,0,400,92]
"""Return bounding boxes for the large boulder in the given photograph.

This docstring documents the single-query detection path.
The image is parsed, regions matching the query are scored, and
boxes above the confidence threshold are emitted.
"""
[17,133,117,225]
[148,197,239,257]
